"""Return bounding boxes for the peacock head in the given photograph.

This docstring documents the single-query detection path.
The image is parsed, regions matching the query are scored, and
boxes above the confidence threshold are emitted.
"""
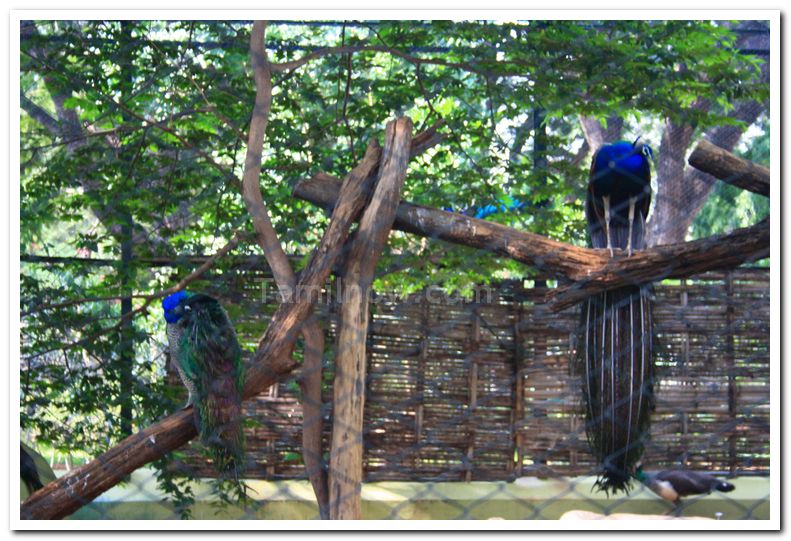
[634,461,646,482]
[594,137,654,176]
[162,290,192,324]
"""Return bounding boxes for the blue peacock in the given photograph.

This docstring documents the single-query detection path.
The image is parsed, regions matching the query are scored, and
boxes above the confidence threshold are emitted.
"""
[162,291,245,475]
[586,139,654,256]
[574,139,656,494]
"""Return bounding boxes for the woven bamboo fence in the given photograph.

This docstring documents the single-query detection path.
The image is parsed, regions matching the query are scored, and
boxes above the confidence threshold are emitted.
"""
[166,265,769,481]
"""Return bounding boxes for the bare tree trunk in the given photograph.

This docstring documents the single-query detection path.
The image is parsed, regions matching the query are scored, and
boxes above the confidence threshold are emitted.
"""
[579,115,625,154]
[328,117,413,520]
[646,116,699,245]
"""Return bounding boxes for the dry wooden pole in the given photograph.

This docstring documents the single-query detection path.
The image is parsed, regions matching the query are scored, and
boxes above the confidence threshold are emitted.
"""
[726,271,738,474]
[328,117,413,520]
[545,218,769,311]
[19,142,384,521]
[293,177,769,307]
[465,306,481,483]
[415,298,428,462]
[511,303,524,477]
[688,140,770,197]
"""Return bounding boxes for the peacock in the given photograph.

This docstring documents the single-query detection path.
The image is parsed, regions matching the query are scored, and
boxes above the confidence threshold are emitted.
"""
[162,291,245,475]
[20,442,56,501]
[586,138,653,256]
[574,139,656,494]
[635,464,735,505]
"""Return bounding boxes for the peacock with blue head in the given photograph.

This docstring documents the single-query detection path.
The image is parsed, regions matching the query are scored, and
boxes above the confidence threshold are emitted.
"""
[574,138,656,495]
[162,290,245,474]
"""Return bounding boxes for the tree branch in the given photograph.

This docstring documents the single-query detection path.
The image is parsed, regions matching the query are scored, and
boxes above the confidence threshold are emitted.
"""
[242,21,293,293]
[293,177,769,310]
[544,219,769,311]
[20,94,63,136]
[688,140,769,197]
[294,175,609,280]
[241,20,329,519]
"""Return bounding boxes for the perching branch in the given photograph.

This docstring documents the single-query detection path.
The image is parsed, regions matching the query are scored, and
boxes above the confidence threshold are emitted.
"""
[688,139,770,197]
[293,177,769,310]
[545,218,769,311]
[294,175,609,281]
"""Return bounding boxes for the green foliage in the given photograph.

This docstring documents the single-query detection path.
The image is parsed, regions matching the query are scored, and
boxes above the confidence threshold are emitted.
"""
[691,118,770,239]
[19,19,768,507]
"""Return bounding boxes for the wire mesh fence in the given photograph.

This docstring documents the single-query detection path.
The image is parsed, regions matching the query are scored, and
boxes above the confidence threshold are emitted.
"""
[22,261,770,520]
[18,18,772,523]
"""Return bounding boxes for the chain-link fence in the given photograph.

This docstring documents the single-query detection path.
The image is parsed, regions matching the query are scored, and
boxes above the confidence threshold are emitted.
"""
[18,18,772,523]
[22,260,770,520]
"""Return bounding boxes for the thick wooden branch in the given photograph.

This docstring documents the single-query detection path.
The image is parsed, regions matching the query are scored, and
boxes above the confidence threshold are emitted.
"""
[293,178,769,310]
[294,175,609,281]
[688,139,770,197]
[545,218,769,311]
[20,142,384,521]
[329,117,412,520]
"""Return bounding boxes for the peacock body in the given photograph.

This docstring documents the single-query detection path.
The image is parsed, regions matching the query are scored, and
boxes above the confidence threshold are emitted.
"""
[163,291,245,475]
[575,139,656,494]
[586,139,653,256]
[635,465,735,505]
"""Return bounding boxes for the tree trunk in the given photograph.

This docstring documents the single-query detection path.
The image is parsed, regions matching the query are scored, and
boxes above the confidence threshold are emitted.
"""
[328,117,413,520]
[645,21,769,246]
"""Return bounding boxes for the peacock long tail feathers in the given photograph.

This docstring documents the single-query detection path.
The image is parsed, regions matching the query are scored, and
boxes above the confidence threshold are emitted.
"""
[195,370,245,476]
[577,285,654,494]
[577,190,655,494]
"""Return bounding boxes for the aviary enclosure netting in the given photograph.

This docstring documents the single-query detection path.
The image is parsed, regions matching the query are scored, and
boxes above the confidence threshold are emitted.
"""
[19,18,771,521]
[162,266,768,481]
